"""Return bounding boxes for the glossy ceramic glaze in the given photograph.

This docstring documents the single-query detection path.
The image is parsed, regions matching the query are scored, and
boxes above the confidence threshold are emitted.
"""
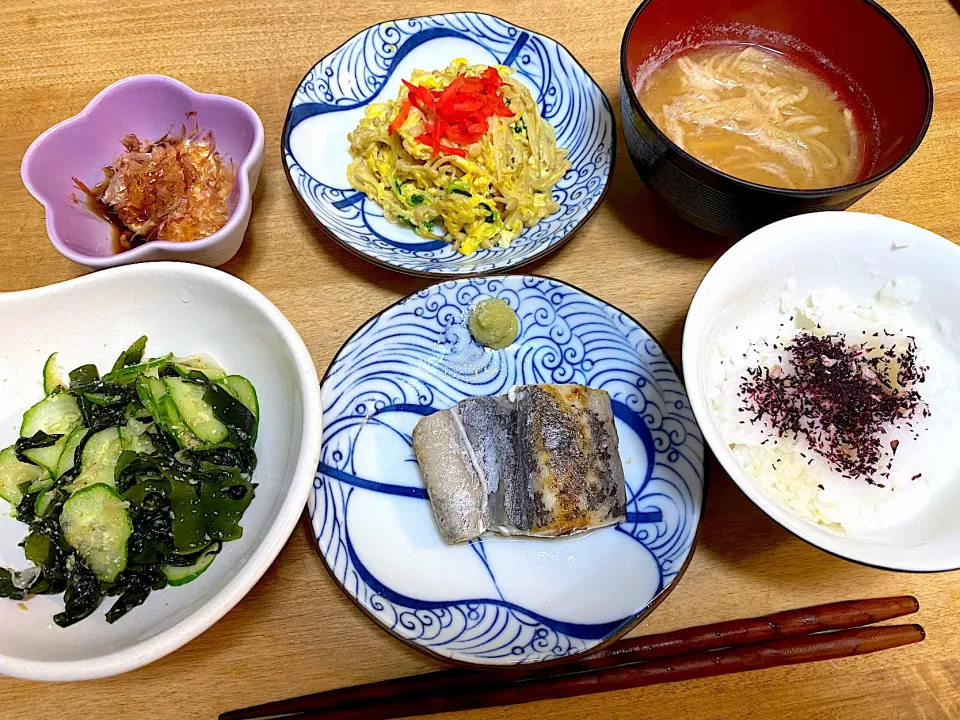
[21,75,265,268]
[620,0,933,236]
[283,13,615,277]
[683,212,960,571]
[313,275,706,666]
[0,263,321,680]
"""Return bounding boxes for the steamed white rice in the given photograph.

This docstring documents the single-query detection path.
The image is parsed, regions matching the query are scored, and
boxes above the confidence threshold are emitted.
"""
[708,276,960,533]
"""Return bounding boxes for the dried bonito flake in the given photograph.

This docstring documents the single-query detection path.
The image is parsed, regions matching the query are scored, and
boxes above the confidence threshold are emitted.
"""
[81,112,235,248]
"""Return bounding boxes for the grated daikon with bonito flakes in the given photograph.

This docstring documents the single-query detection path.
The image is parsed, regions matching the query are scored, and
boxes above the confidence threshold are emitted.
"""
[73,112,235,252]
[708,277,960,533]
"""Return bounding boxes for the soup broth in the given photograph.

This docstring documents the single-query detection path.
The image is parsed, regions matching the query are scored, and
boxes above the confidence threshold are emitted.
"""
[636,44,863,190]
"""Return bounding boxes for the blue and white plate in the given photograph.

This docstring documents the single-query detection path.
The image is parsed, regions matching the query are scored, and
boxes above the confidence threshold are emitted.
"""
[312,276,706,666]
[283,13,615,277]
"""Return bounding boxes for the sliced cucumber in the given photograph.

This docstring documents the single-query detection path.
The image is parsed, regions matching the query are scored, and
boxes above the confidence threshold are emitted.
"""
[164,377,228,444]
[60,484,132,582]
[27,472,55,494]
[70,427,122,493]
[136,376,194,446]
[56,427,89,478]
[20,393,82,438]
[219,375,259,420]
[0,446,47,505]
[43,352,66,395]
[173,354,226,382]
[22,434,69,475]
[103,354,171,385]
[158,394,200,449]
[135,375,162,418]
[34,489,57,518]
[162,542,221,586]
[147,376,167,402]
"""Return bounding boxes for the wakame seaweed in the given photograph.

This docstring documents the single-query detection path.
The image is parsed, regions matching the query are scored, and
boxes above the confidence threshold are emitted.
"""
[111,335,147,372]
[14,431,62,464]
[0,338,259,626]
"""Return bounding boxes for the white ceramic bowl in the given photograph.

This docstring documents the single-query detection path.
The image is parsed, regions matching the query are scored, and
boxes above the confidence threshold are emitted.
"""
[683,212,960,572]
[0,263,321,680]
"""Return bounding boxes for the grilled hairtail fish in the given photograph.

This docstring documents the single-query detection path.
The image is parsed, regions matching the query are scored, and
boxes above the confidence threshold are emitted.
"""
[412,396,515,544]
[412,385,626,544]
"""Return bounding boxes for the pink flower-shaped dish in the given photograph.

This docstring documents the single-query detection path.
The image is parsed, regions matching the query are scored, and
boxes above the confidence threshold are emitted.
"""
[21,75,265,268]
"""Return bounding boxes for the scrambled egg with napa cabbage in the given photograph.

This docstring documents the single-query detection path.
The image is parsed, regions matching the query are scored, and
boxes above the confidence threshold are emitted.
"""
[346,59,571,255]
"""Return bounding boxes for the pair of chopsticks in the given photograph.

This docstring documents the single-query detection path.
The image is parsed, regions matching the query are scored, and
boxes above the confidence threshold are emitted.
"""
[221,596,922,720]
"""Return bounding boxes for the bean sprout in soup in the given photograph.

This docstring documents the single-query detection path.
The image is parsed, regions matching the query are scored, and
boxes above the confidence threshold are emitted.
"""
[635,44,863,190]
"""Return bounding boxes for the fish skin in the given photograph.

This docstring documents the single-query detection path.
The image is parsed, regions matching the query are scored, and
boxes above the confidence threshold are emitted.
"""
[412,409,486,544]
[455,396,518,530]
[413,385,627,544]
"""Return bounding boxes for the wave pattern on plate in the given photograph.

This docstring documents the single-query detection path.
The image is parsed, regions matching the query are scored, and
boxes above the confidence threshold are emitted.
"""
[311,277,705,665]
[283,13,614,276]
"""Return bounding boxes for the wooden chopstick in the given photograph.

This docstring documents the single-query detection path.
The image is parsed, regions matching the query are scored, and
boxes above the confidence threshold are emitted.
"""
[304,624,924,720]
[220,595,918,720]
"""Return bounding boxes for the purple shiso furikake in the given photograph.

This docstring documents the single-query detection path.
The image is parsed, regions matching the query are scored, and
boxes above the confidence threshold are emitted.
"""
[738,330,929,486]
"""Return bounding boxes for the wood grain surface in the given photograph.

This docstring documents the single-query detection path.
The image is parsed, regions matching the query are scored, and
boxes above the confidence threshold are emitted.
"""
[1,1,959,718]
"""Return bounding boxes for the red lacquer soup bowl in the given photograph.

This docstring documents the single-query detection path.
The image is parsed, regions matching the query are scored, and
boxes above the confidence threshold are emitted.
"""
[619,0,933,236]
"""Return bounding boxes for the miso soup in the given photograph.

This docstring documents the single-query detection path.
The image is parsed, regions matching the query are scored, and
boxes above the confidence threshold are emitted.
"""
[636,44,864,190]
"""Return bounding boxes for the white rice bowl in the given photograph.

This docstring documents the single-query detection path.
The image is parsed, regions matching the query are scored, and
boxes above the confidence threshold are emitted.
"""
[683,212,960,571]
[708,279,960,534]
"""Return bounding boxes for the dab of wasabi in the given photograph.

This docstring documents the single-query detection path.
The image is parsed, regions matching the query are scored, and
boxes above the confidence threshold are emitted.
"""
[468,298,520,350]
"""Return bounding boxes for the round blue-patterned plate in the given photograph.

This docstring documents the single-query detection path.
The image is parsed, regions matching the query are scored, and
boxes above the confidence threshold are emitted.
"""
[312,276,706,666]
[282,13,615,277]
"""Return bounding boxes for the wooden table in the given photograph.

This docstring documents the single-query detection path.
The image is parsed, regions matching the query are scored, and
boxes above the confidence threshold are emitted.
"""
[2,0,959,717]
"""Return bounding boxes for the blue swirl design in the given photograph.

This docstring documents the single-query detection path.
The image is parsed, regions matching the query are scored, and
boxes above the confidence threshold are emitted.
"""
[283,13,615,276]
[311,277,705,665]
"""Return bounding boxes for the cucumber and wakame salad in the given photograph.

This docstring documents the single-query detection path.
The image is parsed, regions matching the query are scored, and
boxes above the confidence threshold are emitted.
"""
[0,337,259,627]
